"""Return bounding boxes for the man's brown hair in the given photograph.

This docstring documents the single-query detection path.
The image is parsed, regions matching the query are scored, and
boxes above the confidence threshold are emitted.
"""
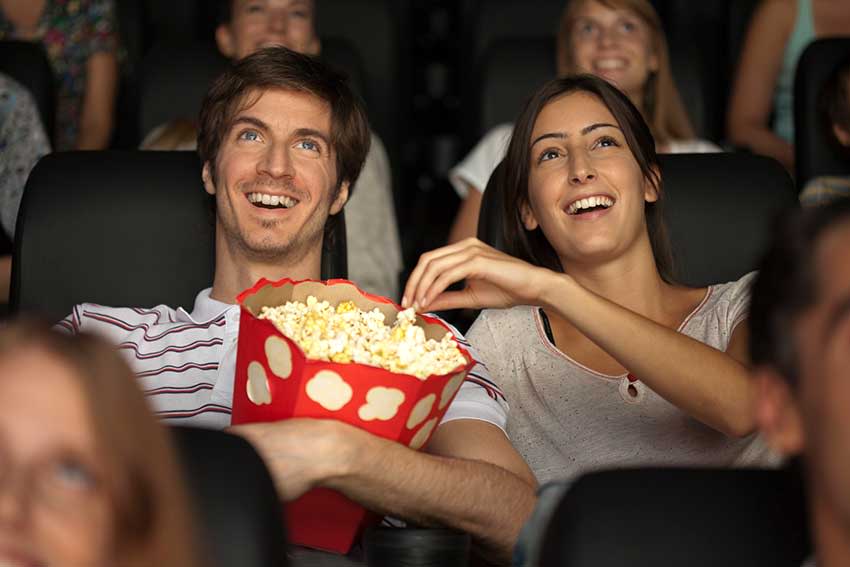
[198,46,371,196]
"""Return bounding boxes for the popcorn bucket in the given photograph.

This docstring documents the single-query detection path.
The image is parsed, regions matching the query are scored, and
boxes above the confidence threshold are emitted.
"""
[232,279,475,554]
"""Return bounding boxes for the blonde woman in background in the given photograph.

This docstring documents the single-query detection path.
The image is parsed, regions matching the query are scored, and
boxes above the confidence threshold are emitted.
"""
[448,0,718,244]
[0,323,201,567]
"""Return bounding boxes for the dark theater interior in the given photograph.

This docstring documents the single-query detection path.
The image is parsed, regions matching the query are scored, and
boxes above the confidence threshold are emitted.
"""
[1,1,849,566]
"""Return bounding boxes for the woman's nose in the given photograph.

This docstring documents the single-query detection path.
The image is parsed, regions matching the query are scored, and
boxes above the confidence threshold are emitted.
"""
[568,152,597,185]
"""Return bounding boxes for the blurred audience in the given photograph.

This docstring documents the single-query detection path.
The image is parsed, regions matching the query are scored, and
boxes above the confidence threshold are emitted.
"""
[0,322,200,567]
[728,0,850,172]
[800,55,850,206]
[0,0,119,150]
[63,48,537,564]
[750,200,850,567]
[0,72,50,301]
[143,0,402,300]
[448,0,718,244]
[405,75,775,486]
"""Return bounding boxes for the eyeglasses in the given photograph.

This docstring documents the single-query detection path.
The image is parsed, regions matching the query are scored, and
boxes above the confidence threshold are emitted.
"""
[0,433,105,521]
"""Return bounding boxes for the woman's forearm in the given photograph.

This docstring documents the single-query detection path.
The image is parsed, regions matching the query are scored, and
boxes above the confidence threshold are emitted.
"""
[540,274,756,437]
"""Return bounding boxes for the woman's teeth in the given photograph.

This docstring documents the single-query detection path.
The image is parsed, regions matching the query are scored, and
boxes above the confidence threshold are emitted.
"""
[247,192,298,208]
[567,195,615,215]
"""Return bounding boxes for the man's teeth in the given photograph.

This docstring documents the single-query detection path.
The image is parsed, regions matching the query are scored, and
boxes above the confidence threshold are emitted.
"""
[567,195,615,215]
[247,192,298,208]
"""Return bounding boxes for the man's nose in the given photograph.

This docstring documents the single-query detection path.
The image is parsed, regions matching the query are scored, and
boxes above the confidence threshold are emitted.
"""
[268,9,288,34]
[259,144,295,179]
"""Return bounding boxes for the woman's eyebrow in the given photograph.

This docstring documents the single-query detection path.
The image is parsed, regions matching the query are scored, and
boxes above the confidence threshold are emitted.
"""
[531,123,621,148]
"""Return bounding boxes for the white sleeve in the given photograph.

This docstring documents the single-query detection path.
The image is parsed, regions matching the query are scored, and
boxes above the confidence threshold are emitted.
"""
[438,317,509,432]
[448,124,514,198]
[725,271,757,336]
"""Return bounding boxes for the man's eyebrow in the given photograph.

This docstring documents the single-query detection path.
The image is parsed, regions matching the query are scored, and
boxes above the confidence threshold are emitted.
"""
[530,122,621,148]
[230,116,269,132]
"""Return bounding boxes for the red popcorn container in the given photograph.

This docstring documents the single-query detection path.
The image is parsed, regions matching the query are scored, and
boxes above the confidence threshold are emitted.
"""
[231,278,475,554]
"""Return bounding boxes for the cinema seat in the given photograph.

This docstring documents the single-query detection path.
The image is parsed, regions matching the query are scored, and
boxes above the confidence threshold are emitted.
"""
[539,467,809,567]
[172,426,289,567]
[10,151,347,322]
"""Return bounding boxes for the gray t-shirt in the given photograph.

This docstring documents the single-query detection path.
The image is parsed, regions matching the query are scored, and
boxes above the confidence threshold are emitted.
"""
[467,272,777,484]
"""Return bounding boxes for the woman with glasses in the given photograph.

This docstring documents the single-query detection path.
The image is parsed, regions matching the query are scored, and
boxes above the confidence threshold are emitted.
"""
[0,322,200,567]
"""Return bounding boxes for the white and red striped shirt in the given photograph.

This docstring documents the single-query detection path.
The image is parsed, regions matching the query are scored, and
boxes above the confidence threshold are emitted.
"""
[59,288,509,432]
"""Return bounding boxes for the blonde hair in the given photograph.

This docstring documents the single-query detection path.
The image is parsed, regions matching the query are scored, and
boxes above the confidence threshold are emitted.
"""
[0,322,202,567]
[556,0,696,145]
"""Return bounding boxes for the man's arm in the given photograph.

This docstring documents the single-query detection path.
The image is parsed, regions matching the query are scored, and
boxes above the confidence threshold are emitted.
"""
[231,418,537,565]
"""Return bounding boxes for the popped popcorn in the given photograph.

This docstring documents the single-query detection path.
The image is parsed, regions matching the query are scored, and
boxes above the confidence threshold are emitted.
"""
[257,296,466,379]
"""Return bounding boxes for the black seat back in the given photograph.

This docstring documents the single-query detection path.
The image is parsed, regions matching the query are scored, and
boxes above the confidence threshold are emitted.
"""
[794,37,850,186]
[478,153,797,287]
[10,151,346,321]
[540,467,810,567]
[171,426,288,567]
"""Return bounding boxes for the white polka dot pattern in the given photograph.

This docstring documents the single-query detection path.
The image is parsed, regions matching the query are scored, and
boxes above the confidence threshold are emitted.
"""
[406,393,436,429]
[409,417,438,450]
[247,361,272,405]
[358,387,406,421]
[305,370,353,411]
[265,336,293,378]
[439,372,466,410]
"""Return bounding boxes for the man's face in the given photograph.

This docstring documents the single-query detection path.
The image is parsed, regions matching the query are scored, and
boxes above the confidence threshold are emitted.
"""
[202,88,348,263]
[758,221,850,531]
[217,0,320,60]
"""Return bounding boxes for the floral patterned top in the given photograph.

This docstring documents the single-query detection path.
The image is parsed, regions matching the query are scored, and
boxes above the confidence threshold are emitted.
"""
[0,73,50,239]
[0,0,118,150]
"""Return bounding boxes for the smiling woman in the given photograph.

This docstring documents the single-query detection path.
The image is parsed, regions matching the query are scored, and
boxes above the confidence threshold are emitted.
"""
[403,74,777,487]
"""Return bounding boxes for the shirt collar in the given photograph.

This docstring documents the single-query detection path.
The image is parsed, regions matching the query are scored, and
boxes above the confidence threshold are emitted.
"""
[176,288,236,323]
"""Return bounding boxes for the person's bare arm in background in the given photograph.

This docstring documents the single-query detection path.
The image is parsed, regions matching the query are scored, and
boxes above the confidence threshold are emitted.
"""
[75,51,118,150]
[727,0,795,170]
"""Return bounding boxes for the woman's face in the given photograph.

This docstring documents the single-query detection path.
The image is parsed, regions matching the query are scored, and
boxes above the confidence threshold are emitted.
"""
[0,349,113,567]
[568,0,659,100]
[523,91,657,267]
[217,0,320,60]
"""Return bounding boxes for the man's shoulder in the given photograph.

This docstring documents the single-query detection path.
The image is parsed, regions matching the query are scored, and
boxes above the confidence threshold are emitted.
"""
[59,302,227,341]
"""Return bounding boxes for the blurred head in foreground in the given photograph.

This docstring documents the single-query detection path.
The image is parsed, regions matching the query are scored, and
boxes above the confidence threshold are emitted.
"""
[750,200,850,565]
[0,322,199,567]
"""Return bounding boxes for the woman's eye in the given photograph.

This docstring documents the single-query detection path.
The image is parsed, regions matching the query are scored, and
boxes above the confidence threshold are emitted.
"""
[619,20,638,33]
[245,2,265,14]
[538,149,561,162]
[575,21,598,37]
[291,9,309,19]
[239,130,261,142]
[297,140,320,152]
[51,459,97,490]
[594,136,619,149]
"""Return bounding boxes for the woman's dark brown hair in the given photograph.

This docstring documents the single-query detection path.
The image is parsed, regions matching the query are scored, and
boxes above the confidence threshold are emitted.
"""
[500,74,675,282]
[0,322,201,567]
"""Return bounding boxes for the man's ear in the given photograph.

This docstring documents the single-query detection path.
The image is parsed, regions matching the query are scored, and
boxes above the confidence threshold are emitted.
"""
[330,181,349,215]
[202,162,217,196]
[215,24,236,59]
[644,165,660,203]
[520,200,539,231]
[754,367,806,457]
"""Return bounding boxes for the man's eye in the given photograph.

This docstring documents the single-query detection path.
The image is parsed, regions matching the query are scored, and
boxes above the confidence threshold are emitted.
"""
[576,21,598,37]
[245,2,265,14]
[291,10,309,19]
[297,140,320,152]
[239,130,261,142]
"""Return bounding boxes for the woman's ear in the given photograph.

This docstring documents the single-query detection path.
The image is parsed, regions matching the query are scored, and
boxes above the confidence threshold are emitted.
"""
[754,367,806,457]
[520,200,539,231]
[215,24,236,58]
[644,165,660,203]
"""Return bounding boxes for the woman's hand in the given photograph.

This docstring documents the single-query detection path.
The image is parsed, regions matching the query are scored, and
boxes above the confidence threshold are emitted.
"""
[402,238,561,312]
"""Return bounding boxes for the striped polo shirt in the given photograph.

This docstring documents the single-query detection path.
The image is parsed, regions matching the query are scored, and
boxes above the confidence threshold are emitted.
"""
[58,288,509,432]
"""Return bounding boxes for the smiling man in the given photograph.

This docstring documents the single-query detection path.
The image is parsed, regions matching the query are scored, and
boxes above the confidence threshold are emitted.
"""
[61,47,536,564]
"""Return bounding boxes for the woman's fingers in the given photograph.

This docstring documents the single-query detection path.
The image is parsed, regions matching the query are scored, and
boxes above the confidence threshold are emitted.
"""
[403,239,491,309]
